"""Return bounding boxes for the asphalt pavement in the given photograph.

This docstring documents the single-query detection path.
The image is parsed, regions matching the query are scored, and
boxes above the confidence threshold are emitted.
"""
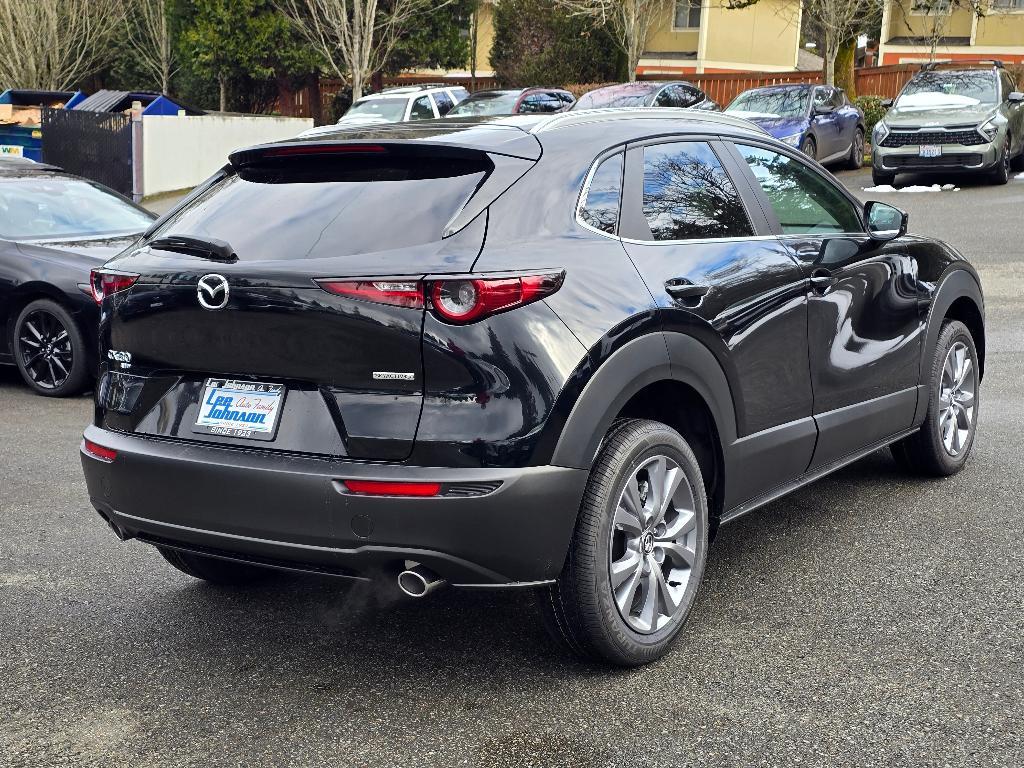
[2,168,1023,767]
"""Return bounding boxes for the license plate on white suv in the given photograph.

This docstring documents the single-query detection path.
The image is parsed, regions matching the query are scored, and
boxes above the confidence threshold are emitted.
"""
[193,379,285,440]
[919,145,942,158]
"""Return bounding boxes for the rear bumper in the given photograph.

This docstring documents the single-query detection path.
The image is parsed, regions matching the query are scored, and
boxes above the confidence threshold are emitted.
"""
[80,425,589,586]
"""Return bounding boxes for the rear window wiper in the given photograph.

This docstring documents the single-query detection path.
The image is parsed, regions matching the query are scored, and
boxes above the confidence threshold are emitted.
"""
[147,235,237,263]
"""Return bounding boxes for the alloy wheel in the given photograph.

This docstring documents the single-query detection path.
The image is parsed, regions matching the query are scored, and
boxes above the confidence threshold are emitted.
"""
[17,309,74,391]
[938,341,976,456]
[854,131,865,164]
[609,455,697,634]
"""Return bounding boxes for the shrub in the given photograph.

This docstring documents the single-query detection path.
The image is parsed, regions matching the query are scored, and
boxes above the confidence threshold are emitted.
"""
[854,95,889,136]
[491,0,623,88]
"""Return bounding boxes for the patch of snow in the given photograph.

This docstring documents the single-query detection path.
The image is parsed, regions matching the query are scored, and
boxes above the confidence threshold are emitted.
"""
[862,183,960,193]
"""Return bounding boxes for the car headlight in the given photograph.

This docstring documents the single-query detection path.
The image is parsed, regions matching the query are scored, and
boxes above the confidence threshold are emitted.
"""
[779,133,803,147]
[978,115,1005,142]
[873,121,889,146]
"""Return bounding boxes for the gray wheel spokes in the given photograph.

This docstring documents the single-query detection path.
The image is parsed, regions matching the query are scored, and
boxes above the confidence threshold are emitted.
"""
[609,454,697,634]
[938,341,976,457]
[19,310,72,389]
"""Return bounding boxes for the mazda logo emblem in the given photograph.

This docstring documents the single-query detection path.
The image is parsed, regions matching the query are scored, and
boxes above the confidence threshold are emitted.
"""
[197,274,229,310]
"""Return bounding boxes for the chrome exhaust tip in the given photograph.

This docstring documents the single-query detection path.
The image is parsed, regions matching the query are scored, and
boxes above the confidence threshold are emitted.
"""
[397,564,446,598]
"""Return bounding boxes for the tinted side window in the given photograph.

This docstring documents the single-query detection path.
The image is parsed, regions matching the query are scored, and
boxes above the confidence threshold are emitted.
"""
[520,93,561,113]
[433,91,454,115]
[669,84,704,108]
[580,153,623,234]
[641,142,753,241]
[736,144,862,235]
[409,95,434,120]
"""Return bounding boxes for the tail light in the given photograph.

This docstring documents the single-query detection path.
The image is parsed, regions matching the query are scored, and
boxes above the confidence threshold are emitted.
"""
[316,272,564,324]
[90,269,139,305]
[341,480,441,497]
[82,438,117,462]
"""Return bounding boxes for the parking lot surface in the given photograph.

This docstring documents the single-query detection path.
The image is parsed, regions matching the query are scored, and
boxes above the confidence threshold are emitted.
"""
[3,168,1023,767]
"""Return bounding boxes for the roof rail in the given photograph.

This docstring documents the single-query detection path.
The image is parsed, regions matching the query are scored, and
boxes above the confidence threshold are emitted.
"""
[380,82,451,93]
[531,107,770,135]
[921,58,1004,71]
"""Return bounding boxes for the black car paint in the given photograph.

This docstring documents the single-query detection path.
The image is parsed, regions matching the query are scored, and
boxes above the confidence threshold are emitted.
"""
[0,165,154,369]
[80,113,984,586]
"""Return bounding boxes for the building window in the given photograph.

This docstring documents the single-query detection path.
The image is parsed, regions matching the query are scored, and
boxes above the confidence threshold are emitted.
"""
[991,0,1024,10]
[674,0,701,29]
[910,0,952,14]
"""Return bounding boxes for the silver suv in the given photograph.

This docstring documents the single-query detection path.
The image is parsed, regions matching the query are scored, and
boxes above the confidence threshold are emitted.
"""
[872,62,1024,186]
[299,84,470,138]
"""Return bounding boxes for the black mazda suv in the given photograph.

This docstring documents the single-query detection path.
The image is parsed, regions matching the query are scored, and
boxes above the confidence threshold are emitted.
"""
[81,109,985,665]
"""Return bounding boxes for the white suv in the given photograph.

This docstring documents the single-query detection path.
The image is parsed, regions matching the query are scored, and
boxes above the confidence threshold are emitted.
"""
[299,84,470,137]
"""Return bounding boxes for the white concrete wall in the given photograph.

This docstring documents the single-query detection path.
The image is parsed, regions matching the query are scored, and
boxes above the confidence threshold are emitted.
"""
[141,114,313,197]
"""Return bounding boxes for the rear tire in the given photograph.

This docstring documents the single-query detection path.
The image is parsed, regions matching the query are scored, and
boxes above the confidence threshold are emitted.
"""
[158,547,272,585]
[539,419,709,666]
[872,168,896,187]
[846,127,865,170]
[1008,136,1024,172]
[891,320,979,477]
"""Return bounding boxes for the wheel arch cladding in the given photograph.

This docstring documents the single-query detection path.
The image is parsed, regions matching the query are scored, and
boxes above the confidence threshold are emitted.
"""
[551,333,737,512]
[925,269,985,382]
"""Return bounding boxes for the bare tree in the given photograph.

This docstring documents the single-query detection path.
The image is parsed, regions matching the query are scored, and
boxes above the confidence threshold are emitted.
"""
[554,0,672,82]
[279,0,455,101]
[125,0,177,94]
[0,0,125,91]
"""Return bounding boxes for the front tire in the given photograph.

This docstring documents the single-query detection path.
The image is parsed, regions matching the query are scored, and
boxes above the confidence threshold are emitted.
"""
[158,547,272,585]
[846,127,865,170]
[891,320,979,476]
[872,168,896,187]
[539,419,709,666]
[990,137,1010,185]
[801,135,817,161]
[13,299,90,397]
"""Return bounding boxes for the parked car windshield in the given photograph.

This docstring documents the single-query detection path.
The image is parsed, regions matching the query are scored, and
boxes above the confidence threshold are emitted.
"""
[344,98,407,121]
[447,92,521,116]
[0,177,152,240]
[574,84,656,110]
[727,88,810,119]
[896,71,998,109]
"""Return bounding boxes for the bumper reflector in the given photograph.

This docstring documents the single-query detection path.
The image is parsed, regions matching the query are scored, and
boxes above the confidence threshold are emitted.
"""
[341,480,441,497]
[83,439,117,462]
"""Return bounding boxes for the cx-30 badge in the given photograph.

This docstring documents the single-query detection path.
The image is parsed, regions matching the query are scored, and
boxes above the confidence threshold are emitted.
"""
[197,274,229,310]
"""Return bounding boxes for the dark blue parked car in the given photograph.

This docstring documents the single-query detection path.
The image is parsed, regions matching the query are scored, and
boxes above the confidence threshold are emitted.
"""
[725,84,864,168]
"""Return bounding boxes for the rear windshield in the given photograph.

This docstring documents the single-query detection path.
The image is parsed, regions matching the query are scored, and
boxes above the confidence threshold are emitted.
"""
[448,92,520,116]
[146,153,490,260]
[575,85,656,110]
[0,177,152,240]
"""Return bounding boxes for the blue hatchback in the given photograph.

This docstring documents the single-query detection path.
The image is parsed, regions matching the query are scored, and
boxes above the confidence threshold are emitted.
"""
[726,84,865,169]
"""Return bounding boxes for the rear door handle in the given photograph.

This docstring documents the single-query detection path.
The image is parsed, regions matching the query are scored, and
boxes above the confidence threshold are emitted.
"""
[664,279,710,303]
[809,269,837,294]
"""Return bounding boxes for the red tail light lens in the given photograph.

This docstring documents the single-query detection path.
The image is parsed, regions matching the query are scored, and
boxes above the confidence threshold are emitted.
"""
[316,279,424,309]
[429,273,564,324]
[90,270,139,305]
[83,438,117,462]
[314,271,564,324]
[342,480,441,497]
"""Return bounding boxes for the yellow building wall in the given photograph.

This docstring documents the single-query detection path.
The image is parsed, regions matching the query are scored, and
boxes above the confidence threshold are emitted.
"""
[887,2,975,39]
[646,3,700,55]
[471,3,498,73]
[974,10,1024,47]
[701,0,801,69]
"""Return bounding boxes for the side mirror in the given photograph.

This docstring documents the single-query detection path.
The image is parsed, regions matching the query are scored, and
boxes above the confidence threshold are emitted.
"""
[881,98,894,108]
[814,103,835,115]
[1009,91,1024,104]
[865,200,907,242]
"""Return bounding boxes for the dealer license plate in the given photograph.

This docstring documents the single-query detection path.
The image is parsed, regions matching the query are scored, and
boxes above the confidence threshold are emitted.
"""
[919,145,941,158]
[193,379,285,440]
